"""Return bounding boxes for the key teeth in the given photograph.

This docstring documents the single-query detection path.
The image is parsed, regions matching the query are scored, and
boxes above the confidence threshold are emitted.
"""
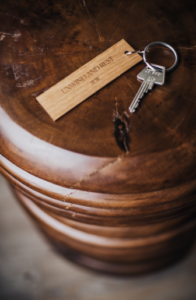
[129,99,140,112]
[129,65,165,113]
[129,75,153,113]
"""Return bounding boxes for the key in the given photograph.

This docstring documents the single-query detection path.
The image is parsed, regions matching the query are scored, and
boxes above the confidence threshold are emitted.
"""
[129,64,165,113]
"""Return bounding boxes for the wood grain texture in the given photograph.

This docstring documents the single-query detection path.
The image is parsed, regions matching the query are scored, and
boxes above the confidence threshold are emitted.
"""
[37,39,142,120]
[0,0,196,274]
[1,156,196,225]
[1,154,196,273]
[0,0,196,194]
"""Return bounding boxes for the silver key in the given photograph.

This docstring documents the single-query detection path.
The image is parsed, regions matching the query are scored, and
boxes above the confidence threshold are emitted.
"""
[129,64,165,113]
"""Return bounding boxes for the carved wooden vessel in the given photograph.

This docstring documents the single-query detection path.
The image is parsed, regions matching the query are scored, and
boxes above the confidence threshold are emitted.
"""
[0,0,196,274]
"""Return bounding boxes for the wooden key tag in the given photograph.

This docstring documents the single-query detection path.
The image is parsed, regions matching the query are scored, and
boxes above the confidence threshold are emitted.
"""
[36,39,142,121]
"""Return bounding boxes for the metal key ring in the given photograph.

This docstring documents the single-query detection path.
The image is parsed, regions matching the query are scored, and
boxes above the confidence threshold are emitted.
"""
[143,41,178,72]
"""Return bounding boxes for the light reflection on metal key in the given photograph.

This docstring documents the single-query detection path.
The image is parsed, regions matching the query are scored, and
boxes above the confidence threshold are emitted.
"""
[129,64,165,113]
[129,80,149,113]
[129,81,148,113]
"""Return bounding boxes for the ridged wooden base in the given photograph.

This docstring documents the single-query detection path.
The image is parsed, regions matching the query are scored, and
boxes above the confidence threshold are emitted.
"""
[13,187,196,275]
[47,237,194,275]
[1,155,196,275]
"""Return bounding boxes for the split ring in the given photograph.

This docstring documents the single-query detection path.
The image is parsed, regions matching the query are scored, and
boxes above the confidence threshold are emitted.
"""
[143,41,178,72]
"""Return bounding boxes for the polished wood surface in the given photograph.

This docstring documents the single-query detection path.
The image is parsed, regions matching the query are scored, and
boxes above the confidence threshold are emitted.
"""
[0,0,196,274]
[1,156,196,225]
[1,175,196,299]
[13,188,196,274]
[0,0,196,193]
[0,156,196,273]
